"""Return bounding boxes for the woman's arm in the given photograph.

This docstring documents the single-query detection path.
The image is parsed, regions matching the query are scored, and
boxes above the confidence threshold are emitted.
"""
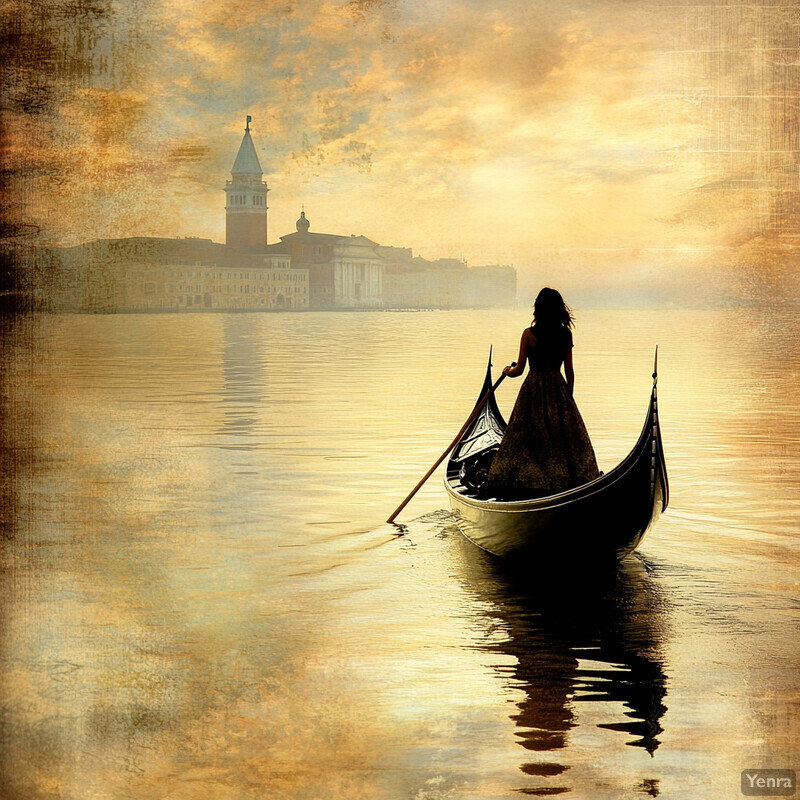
[563,344,575,397]
[503,329,530,377]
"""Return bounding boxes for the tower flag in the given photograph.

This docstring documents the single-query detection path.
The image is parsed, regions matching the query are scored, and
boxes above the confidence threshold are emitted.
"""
[246,115,252,131]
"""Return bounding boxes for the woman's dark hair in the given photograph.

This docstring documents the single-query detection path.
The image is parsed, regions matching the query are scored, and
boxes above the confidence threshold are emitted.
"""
[533,287,574,330]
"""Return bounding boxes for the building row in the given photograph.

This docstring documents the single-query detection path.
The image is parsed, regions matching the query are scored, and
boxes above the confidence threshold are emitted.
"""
[34,238,305,313]
[29,119,516,313]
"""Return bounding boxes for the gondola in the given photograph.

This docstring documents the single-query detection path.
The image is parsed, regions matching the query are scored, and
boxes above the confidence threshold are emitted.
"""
[444,350,669,562]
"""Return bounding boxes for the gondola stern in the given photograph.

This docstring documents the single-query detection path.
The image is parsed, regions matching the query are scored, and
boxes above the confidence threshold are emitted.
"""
[649,361,669,513]
[653,344,658,384]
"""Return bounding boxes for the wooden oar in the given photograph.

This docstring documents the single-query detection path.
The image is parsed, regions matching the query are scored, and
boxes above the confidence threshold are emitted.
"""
[386,363,515,524]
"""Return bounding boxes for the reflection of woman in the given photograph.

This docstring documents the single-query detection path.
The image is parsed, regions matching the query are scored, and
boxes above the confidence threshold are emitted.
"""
[452,537,670,769]
[485,288,600,499]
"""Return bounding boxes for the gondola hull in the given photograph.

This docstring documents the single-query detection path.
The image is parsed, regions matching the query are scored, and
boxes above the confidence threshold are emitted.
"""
[445,357,668,561]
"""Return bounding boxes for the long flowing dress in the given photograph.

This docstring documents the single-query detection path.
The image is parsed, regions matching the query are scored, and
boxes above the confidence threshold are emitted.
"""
[484,326,600,499]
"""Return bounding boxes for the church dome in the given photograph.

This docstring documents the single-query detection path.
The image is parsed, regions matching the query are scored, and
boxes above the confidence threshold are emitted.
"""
[296,210,310,233]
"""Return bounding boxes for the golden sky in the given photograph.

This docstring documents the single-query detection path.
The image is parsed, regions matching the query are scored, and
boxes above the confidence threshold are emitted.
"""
[4,0,800,304]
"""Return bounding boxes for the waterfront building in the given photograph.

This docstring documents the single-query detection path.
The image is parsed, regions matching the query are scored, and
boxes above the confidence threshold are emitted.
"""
[379,246,516,309]
[28,118,514,312]
[275,211,383,308]
[39,237,308,312]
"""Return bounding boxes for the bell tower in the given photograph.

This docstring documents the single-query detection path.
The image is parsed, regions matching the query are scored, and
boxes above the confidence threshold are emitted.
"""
[225,116,269,248]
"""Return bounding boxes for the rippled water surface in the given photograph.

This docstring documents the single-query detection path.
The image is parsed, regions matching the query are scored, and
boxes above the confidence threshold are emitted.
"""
[2,308,799,799]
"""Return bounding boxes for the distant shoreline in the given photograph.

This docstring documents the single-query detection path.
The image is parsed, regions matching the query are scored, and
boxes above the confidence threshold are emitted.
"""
[16,305,519,315]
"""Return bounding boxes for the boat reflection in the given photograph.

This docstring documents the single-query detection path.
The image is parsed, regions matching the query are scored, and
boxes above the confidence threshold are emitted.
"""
[451,533,669,792]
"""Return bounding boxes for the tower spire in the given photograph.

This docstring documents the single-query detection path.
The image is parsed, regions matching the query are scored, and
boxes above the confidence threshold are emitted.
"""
[231,124,262,177]
[225,118,269,248]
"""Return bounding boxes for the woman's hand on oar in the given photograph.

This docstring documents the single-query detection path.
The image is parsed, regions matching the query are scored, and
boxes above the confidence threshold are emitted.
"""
[386,363,516,524]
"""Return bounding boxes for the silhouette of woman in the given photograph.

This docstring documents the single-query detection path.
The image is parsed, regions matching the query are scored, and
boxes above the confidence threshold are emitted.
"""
[485,288,600,499]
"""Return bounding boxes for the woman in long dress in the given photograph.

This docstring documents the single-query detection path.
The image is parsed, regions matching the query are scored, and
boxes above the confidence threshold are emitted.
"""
[484,288,600,499]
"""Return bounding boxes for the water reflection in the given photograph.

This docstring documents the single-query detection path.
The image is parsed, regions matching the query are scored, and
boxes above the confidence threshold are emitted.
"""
[220,315,263,439]
[451,535,669,794]
[3,308,796,799]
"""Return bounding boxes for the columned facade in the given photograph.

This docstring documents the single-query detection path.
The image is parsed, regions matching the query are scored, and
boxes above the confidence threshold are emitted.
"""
[278,215,384,308]
[332,237,383,307]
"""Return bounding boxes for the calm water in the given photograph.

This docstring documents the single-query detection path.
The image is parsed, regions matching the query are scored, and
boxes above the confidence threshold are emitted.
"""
[1,308,798,799]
